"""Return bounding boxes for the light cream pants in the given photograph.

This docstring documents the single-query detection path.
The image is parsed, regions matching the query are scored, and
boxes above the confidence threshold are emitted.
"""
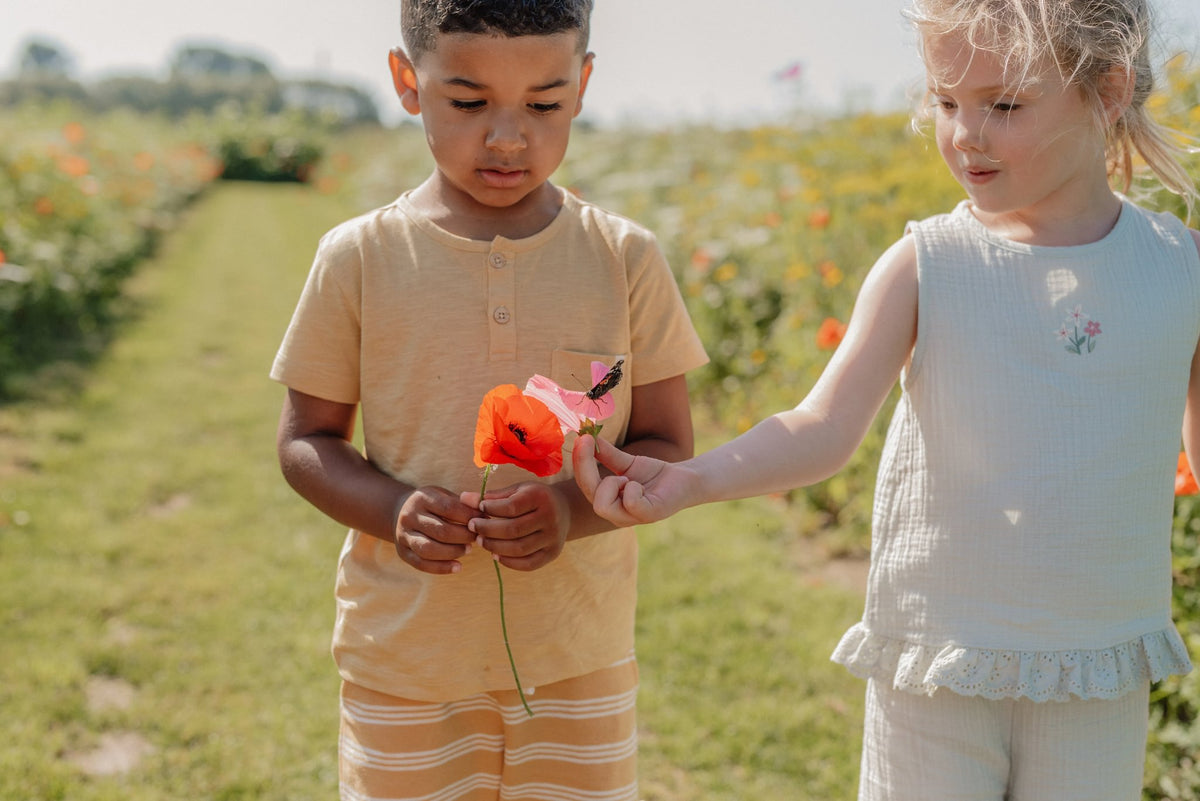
[858,678,1150,801]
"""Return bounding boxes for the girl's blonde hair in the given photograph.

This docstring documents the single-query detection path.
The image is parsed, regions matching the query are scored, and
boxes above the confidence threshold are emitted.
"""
[907,0,1197,216]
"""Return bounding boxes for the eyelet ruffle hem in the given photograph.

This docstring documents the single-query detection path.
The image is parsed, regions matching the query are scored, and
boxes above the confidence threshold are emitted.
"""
[831,624,1193,702]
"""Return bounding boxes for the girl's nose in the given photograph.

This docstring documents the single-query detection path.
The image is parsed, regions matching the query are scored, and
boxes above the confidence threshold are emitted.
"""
[952,113,984,152]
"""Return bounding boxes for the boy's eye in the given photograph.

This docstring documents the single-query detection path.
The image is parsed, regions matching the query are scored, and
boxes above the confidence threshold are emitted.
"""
[450,99,485,111]
[529,102,563,114]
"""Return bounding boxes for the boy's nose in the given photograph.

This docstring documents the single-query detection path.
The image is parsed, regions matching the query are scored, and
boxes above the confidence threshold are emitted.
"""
[486,112,525,153]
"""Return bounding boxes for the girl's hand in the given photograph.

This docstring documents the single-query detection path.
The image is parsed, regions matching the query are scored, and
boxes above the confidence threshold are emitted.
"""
[572,434,691,527]
[463,483,571,571]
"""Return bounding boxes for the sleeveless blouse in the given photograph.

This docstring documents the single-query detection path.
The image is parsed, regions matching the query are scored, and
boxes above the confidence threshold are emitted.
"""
[832,199,1198,701]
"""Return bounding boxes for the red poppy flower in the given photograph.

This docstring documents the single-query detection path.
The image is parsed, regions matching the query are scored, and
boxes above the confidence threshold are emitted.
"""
[1176,452,1197,496]
[474,384,565,477]
[816,317,847,350]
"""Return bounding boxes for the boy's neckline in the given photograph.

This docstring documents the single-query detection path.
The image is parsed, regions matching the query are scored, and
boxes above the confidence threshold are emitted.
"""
[397,186,576,248]
[406,177,566,241]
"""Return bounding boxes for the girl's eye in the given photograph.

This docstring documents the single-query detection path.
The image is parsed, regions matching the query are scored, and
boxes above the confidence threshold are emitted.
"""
[992,102,1020,112]
[529,102,563,114]
[450,99,485,111]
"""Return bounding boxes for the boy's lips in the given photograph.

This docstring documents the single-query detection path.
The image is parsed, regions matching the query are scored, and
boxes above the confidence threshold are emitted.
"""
[478,167,528,189]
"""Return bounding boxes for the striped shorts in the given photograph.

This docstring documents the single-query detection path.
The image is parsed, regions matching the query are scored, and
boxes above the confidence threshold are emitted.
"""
[338,653,639,801]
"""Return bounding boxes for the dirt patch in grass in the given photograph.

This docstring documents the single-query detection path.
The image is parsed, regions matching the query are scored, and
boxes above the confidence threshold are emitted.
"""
[791,535,869,595]
[64,731,156,777]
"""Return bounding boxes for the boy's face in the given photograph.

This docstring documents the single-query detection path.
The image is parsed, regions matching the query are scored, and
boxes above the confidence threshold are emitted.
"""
[391,32,592,226]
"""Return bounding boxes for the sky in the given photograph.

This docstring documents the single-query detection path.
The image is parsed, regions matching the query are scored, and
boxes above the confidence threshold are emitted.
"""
[2,0,1199,128]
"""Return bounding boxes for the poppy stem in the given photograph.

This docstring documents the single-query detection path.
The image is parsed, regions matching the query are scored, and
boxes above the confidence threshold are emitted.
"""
[494,560,534,717]
[479,465,534,718]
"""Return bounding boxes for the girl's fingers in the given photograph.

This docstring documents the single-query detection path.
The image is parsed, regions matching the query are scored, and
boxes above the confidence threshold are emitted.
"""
[592,435,639,475]
[572,434,603,501]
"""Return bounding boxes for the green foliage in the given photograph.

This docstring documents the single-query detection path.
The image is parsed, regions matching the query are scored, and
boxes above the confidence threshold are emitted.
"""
[0,106,221,397]
[1146,496,1200,800]
[206,108,326,183]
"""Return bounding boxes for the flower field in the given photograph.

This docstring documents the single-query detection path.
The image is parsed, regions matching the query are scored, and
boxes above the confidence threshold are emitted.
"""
[0,107,222,394]
[2,53,1199,795]
[0,106,327,398]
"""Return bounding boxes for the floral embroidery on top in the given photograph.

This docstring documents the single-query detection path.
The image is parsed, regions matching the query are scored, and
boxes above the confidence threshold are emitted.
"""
[1056,305,1101,355]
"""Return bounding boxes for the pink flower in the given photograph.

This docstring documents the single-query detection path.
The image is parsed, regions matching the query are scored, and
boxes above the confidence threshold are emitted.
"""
[1065,305,1088,326]
[1084,320,1101,337]
[524,360,620,435]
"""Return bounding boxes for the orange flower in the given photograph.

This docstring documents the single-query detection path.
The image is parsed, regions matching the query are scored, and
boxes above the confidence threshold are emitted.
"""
[58,155,90,178]
[34,197,54,216]
[816,317,847,350]
[474,384,565,477]
[808,207,831,229]
[1176,452,1197,495]
[62,121,86,145]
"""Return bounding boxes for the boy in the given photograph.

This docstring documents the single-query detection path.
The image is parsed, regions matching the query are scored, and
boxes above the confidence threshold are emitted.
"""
[270,1,708,798]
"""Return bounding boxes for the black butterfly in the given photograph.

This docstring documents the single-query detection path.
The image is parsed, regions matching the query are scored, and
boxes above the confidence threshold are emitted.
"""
[586,358,624,401]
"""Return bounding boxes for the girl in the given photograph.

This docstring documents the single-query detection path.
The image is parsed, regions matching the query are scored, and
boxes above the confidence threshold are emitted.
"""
[570,0,1200,797]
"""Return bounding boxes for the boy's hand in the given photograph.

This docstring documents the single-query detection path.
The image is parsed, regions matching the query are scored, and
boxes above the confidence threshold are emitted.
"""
[462,483,571,571]
[572,434,687,527]
[394,486,478,575]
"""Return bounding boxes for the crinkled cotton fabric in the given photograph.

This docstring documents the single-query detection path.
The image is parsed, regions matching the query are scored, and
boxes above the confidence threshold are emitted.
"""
[834,200,1200,702]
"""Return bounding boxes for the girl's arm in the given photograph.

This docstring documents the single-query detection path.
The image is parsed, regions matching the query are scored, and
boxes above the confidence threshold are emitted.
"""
[1181,230,1200,472]
[575,235,919,526]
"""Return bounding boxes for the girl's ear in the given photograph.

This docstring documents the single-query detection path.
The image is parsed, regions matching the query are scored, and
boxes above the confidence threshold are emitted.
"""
[573,52,595,117]
[1098,65,1135,125]
[388,48,421,116]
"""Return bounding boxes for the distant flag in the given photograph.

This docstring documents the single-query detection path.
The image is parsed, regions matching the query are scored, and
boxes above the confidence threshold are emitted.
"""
[774,61,803,82]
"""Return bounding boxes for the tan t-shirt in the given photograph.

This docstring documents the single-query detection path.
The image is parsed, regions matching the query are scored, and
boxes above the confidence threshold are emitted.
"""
[271,189,708,700]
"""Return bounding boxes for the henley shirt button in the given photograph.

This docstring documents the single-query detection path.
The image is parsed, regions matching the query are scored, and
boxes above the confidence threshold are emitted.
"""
[493,306,511,324]
[489,253,507,268]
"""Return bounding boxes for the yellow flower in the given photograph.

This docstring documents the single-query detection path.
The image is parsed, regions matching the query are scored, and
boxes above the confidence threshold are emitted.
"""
[714,261,739,282]
[785,262,811,282]
[819,261,844,287]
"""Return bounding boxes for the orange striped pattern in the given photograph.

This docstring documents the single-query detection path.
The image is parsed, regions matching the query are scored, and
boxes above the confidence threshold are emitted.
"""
[339,654,639,801]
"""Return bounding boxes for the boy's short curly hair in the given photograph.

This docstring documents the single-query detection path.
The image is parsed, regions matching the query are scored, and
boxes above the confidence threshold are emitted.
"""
[402,0,594,60]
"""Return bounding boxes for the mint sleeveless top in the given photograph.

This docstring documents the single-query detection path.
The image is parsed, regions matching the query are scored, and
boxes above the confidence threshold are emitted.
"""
[833,199,1198,701]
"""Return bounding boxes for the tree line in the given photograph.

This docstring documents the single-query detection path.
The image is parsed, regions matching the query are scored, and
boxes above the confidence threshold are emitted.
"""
[3,38,380,126]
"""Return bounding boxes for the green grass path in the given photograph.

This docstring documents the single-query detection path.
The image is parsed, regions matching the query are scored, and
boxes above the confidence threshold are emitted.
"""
[0,182,866,800]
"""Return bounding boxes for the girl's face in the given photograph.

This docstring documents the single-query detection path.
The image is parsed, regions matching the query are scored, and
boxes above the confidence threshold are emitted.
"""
[924,32,1115,244]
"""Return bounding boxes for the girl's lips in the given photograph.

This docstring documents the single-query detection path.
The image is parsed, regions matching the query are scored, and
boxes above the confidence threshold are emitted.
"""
[962,167,998,184]
[479,168,527,189]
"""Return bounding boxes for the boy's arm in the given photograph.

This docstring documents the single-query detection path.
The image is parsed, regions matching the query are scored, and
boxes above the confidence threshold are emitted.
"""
[467,373,694,570]
[1182,230,1200,477]
[277,388,477,575]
